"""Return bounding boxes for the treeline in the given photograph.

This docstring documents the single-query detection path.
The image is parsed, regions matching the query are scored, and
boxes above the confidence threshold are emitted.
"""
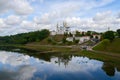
[0,29,50,44]
[102,29,120,41]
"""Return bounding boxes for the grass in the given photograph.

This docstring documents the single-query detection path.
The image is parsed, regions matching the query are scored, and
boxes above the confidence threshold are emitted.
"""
[93,38,120,53]
[27,35,64,45]
[0,43,120,71]
[23,45,73,53]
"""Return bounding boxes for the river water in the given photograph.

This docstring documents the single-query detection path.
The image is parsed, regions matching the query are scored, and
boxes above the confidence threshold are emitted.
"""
[0,50,119,80]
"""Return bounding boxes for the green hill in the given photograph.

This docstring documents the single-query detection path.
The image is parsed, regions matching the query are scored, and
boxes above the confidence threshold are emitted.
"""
[93,38,120,53]
[0,29,50,44]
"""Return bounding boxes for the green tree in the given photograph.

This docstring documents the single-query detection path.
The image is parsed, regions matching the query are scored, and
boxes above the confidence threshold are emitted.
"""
[69,32,73,37]
[117,29,120,38]
[102,31,115,41]
[75,31,81,37]
[0,29,50,44]
[86,31,92,36]
[62,37,67,44]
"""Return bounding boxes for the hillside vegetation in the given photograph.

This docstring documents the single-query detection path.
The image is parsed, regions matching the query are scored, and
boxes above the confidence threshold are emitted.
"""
[93,38,120,53]
[0,29,50,44]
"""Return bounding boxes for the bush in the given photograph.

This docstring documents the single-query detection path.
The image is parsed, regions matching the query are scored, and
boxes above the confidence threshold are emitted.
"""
[62,37,67,44]
[117,29,120,38]
[102,31,115,41]
[74,39,79,44]
[47,38,52,43]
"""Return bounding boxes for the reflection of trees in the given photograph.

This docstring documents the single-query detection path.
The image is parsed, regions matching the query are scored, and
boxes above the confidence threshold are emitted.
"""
[102,62,115,76]
[57,54,72,68]
[29,52,73,67]
[117,67,120,72]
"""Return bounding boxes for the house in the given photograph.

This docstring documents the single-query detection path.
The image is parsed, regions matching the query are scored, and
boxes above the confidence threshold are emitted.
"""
[78,36,90,44]
[66,36,90,44]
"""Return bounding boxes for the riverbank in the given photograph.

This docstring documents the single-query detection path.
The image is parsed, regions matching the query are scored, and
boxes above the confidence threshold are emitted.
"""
[0,44,120,71]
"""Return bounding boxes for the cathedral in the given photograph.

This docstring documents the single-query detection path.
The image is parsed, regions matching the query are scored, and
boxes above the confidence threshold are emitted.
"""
[56,22,70,34]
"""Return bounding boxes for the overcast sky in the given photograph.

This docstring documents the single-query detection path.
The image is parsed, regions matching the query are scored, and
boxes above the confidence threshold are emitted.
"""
[0,0,120,36]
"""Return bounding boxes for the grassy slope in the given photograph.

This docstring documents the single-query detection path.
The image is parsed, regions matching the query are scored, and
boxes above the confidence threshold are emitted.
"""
[93,38,120,53]
[27,35,64,45]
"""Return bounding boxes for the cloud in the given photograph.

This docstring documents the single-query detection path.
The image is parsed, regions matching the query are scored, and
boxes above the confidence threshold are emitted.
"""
[4,15,22,25]
[34,0,115,24]
[0,0,119,36]
[0,0,33,15]
[65,11,120,32]
[0,65,36,80]
[13,0,33,15]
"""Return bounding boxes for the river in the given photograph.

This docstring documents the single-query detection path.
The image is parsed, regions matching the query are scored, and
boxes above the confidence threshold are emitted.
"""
[0,50,119,80]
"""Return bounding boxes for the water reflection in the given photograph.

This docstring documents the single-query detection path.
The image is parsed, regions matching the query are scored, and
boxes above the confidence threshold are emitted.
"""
[102,62,115,76]
[0,51,119,80]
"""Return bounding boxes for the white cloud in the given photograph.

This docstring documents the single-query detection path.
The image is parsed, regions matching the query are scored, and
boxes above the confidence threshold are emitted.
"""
[4,15,22,25]
[64,11,120,32]
[34,0,115,25]
[0,0,119,36]
[13,0,33,15]
[0,0,33,15]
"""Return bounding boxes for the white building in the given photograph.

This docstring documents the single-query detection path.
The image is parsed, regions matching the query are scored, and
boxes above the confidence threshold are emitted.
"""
[66,36,90,44]
[51,22,70,35]
[50,30,56,35]
[93,35,101,39]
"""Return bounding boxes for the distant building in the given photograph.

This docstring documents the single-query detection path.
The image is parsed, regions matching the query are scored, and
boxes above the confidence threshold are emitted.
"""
[50,30,56,35]
[51,22,70,35]
[93,34,101,39]
[66,36,90,44]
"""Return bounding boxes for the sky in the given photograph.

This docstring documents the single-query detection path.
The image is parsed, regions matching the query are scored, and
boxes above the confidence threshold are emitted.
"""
[0,0,120,36]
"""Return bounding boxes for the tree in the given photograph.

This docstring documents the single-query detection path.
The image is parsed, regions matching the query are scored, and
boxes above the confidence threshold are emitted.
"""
[86,31,92,36]
[81,31,85,36]
[117,29,120,38]
[102,31,115,41]
[75,31,81,37]
[62,37,67,44]
[69,32,73,37]
[0,29,50,44]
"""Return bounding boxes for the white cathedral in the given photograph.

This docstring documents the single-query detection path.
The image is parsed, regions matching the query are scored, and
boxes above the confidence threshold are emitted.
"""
[51,22,70,35]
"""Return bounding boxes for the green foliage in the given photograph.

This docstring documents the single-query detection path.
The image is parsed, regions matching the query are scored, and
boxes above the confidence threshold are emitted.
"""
[66,41,73,45]
[86,31,92,36]
[47,37,57,45]
[81,32,85,36]
[75,31,81,37]
[74,39,79,44]
[62,37,67,44]
[47,38,52,43]
[102,31,115,41]
[69,32,73,37]
[117,29,120,38]
[64,32,68,37]
[0,29,50,44]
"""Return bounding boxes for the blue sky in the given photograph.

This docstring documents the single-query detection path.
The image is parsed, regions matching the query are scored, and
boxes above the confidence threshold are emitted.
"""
[0,0,120,36]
